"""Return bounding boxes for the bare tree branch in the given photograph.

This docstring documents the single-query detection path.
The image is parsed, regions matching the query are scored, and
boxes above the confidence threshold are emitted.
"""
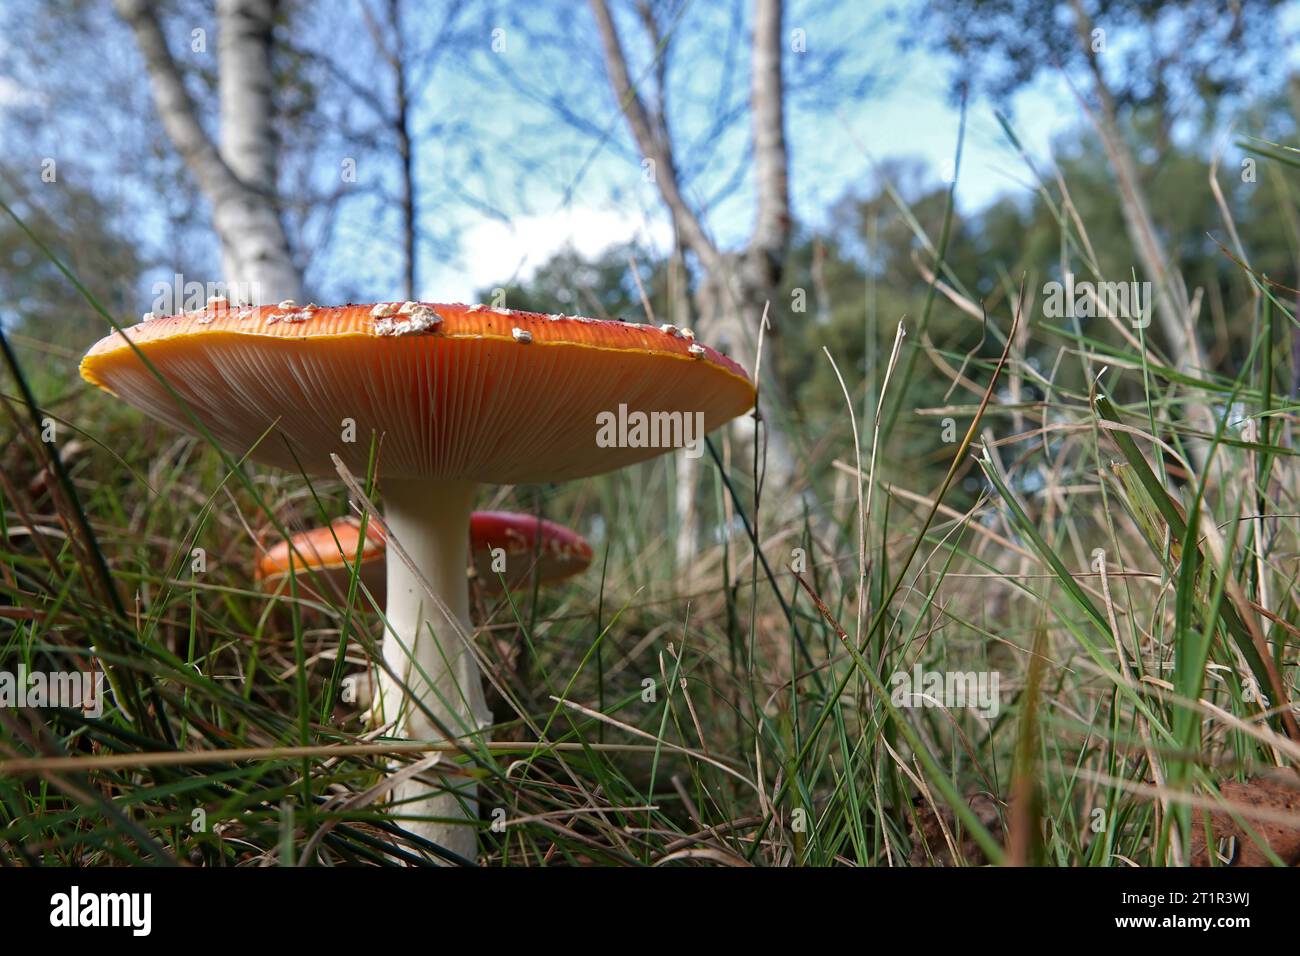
[589,0,722,274]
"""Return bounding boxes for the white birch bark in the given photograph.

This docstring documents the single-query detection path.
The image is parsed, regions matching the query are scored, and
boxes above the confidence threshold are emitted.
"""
[591,0,800,543]
[116,0,302,304]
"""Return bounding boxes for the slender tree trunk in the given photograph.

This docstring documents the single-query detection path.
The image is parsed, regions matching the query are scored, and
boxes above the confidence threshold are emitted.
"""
[744,0,792,310]
[591,0,805,566]
[118,0,302,304]
[1068,0,1202,374]
[396,105,416,301]
[1066,0,1220,478]
[670,245,698,570]
[214,0,300,302]
[389,0,417,300]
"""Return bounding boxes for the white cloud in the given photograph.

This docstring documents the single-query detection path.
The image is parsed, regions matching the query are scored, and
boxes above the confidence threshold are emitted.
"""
[0,77,40,109]
[430,206,673,303]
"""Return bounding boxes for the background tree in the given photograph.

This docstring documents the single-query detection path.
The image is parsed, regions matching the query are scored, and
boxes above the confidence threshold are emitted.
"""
[920,0,1292,378]
[0,162,143,339]
[116,0,302,303]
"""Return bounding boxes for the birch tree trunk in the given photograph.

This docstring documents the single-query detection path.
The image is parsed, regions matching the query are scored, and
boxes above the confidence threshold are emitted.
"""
[741,0,792,335]
[670,245,699,570]
[591,0,801,536]
[117,0,303,304]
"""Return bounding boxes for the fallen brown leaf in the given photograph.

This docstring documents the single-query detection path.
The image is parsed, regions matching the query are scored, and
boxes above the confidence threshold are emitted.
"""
[1189,771,1300,867]
[908,792,1004,866]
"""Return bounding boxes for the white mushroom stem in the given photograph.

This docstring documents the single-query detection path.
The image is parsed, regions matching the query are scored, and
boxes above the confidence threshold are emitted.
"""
[372,478,490,862]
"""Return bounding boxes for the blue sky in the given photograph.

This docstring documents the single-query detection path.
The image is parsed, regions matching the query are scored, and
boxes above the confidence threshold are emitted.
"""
[417,4,1078,303]
[402,0,1300,306]
[6,0,1295,311]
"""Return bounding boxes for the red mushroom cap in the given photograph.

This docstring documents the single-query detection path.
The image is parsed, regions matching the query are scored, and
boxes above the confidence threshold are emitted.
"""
[468,510,593,590]
[81,302,755,481]
[256,515,386,599]
[258,511,592,600]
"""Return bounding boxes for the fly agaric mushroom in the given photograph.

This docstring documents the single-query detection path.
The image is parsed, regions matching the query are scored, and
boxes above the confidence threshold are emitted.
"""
[256,515,592,712]
[256,510,593,603]
[467,510,594,592]
[258,512,593,712]
[256,515,388,603]
[81,301,755,861]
